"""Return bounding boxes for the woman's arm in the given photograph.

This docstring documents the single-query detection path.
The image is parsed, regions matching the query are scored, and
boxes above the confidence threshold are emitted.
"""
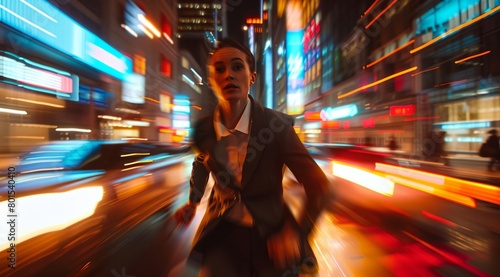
[175,153,210,225]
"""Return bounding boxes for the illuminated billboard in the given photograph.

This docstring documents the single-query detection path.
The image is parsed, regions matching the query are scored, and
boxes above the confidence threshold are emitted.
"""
[320,104,358,121]
[173,96,190,129]
[286,30,304,115]
[122,73,145,104]
[0,0,132,80]
[286,0,304,115]
[0,51,78,101]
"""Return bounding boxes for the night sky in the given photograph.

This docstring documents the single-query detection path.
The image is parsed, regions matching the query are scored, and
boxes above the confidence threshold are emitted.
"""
[225,0,261,42]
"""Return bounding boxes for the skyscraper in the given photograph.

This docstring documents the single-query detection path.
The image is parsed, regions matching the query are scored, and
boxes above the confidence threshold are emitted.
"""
[177,1,228,79]
[177,0,227,43]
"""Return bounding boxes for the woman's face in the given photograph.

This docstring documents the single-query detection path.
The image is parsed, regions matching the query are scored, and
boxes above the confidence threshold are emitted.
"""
[208,47,256,103]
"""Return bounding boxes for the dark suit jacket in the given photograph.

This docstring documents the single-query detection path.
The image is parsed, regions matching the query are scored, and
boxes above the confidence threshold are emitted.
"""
[189,96,330,269]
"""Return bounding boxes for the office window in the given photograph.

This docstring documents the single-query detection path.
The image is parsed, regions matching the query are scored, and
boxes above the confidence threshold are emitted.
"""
[161,57,172,78]
[162,14,172,37]
[134,54,146,75]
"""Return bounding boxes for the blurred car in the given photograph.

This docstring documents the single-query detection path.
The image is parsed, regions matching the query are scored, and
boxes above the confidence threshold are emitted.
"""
[300,142,500,237]
[0,140,193,276]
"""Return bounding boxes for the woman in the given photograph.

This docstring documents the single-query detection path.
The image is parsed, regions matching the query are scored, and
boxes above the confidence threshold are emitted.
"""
[174,38,330,276]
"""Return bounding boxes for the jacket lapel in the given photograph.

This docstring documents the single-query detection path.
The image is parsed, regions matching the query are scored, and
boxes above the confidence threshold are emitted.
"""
[240,98,267,188]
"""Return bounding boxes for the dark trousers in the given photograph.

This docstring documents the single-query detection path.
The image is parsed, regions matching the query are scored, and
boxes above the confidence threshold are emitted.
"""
[187,220,300,277]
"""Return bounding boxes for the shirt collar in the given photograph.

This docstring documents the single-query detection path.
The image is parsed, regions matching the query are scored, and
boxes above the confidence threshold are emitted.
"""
[214,97,251,140]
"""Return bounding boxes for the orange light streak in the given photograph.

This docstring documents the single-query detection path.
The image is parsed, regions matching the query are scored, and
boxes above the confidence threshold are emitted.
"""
[410,6,500,54]
[365,40,414,68]
[338,66,417,99]
[376,162,500,206]
[410,66,440,76]
[365,0,398,29]
[455,50,491,64]
[363,0,380,16]
[385,174,477,208]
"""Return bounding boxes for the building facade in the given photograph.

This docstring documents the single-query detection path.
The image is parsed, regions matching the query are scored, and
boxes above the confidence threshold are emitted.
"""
[0,0,208,152]
[256,0,500,156]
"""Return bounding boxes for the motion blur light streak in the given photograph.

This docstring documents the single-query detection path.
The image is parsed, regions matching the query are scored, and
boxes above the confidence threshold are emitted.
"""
[385,175,477,208]
[0,3,56,37]
[338,66,418,99]
[376,163,500,206]
[410,5,500,54]
[121,152,151,157]
[421,211,457,227]
[123,160,153,167]
[443,176,500,206]
[5,97,65,108]
[365,0,398,29]
[0,107,27,115]
[20,0,57,23]
[55,128,91,133]
[410,66,440,77]
[0,186,103,250]
[138,14,161,37]
[455,50,491,64]
[138,24,154,39]
[363,0,380,16]
[332,162,395,197]
[365,39,414,68]
[375,163,445,185]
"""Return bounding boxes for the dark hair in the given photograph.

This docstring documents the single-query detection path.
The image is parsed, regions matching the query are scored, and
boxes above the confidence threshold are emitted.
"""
[211,38,255,73]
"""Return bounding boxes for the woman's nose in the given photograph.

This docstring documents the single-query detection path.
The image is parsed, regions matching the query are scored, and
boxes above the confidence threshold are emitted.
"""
[224,70,234,80]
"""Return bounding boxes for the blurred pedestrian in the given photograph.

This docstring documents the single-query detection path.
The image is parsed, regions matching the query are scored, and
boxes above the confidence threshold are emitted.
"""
[387,135,398,151]
[364,136,374,147]
[435,131,447,157]
[174,38,330,276]
[485,129,500,171]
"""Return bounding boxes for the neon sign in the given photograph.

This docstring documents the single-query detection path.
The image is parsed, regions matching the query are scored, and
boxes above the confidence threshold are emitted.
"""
[390,105,415,116]
[0,51,78,101]
[173,96,190,129]
[320,104,358,121]
[286,30,304,115]
[0,0,132,80]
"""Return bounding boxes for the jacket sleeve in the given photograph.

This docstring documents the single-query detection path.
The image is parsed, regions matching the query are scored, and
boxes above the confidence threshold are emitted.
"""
[188,153,210,205]
[279,116,330,237]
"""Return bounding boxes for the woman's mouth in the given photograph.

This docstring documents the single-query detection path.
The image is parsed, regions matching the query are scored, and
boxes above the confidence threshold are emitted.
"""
[223,84,239,90]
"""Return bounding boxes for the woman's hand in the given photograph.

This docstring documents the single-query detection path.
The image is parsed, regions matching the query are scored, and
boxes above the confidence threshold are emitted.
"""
[267,221,301,270]
[174,203,197,226]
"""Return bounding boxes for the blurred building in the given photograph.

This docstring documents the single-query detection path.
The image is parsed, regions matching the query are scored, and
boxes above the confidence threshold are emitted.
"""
[254,0,500,156]
[0,0,209,152]
[176,0,228,116]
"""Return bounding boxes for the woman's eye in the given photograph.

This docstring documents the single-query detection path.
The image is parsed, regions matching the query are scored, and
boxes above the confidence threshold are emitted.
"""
[215,67,225,73]
[233,64,244,71]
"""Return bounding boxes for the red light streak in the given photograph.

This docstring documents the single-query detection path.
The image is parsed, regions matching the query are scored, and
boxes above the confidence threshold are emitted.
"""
[434,79,468,87]
[421,211,457,227]
[365,0,398,29]
[363,0,380,16]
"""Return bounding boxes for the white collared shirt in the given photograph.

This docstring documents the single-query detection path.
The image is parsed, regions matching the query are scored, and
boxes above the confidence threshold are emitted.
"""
[212,97,254,226]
